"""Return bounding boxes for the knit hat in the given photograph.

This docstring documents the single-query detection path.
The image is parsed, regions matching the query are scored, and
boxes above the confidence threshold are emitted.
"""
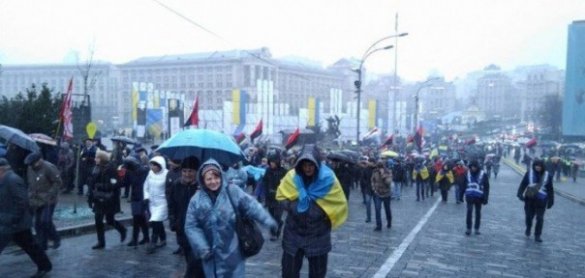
[200,163,221,177]
[181,156,200,170]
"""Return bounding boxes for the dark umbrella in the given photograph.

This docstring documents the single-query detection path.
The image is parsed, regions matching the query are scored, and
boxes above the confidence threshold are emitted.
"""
[111,135,138,145]
[156,129,246,167]
[0,125,40,152]
[327,151,355,164]
[340,150,360,162]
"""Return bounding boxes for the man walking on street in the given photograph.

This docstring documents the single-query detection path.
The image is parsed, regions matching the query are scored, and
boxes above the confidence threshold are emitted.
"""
[0,158,52,278]
[517,159,554,243]
[460,160,489,236]
[25,153,63,250]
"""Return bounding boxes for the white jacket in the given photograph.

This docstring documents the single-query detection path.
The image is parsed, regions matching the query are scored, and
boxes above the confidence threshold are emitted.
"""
[143,156,169,222]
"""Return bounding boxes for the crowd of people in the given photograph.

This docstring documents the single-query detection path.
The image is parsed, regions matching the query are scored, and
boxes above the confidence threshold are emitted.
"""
[0,133,570,278]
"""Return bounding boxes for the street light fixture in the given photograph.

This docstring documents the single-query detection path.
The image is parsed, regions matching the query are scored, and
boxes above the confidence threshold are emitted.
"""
[354,44,394,143]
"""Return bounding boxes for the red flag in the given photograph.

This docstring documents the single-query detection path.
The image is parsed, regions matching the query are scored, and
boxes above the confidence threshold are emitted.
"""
[285,128,301,149]
[526,137,537,148]
[184,96,199,127]
[382,134,394,146]
[250,119,263,142]
[414,126,425,152]
[60,78,74,140]
[234,133,246,144]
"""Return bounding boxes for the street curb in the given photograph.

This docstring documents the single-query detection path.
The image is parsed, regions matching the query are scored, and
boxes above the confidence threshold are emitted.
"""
[502,158,585,207]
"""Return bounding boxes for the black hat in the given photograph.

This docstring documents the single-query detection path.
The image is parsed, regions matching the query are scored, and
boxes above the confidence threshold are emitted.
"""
[25,152,42,165]
[181,156,200,170]
[0,158,9,167]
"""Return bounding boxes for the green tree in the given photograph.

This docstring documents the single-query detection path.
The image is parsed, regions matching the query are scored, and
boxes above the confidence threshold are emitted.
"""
[0,83,61,136]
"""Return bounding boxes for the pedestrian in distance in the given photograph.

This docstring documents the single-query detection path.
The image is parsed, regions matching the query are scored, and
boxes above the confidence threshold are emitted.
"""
[517,159,554,243]
[57,142,75,194]
[167,156,205,278]
[0,158,52,278]
[122,156,150,247]
[358,157,374,223]
[184,159,277,277]
[452,161,467,204]
[143,156,169,254]
[88,149,127,249]
[412,159,429,201]
[459,160,490,236]
[78,138,97,195]
[371,160,393,231]
[436,163,455,203]
[276,145,348,278]
[25,152,63,250]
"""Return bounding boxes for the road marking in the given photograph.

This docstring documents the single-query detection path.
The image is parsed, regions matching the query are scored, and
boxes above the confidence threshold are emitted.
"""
[372,197,441,278]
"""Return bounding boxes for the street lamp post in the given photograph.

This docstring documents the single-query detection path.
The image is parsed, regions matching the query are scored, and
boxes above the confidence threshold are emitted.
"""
[354,45,394,143]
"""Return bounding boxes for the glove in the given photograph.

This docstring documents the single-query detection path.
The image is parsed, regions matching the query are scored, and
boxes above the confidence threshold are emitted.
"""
[547,203,554,209]
[517,195,525,201]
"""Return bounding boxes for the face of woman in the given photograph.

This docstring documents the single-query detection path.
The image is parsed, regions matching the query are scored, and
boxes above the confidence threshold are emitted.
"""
[150,163,161,173]
[301,161,316,177]
[204,171,221,191]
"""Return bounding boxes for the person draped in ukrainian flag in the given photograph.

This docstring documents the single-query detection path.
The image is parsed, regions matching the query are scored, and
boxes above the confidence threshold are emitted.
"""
[435,163,455,203]
[276,144,348,278]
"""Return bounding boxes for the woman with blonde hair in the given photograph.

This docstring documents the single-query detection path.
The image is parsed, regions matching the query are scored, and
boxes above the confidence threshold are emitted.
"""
[88,149,127,249]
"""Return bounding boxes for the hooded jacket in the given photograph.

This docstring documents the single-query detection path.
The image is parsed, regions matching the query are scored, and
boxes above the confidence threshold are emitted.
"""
[276,145,348,257]
[143,156,169,221]
[517,159,554,208]
[184,159,276,277]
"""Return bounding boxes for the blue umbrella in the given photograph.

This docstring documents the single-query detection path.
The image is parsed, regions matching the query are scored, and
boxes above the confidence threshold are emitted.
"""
[0,125,40,152]
[156,129,246,167]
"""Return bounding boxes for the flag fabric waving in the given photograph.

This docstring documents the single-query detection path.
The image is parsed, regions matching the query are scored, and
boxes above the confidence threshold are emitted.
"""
[184,96,199,127]
[526,137,537,148]
[250,119,263,142]
[60,77,74,140]
[285,127,301,149]
[413,125,425,152]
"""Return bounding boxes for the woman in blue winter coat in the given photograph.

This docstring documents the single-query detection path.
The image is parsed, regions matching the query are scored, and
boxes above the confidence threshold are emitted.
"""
[184,159,277,277]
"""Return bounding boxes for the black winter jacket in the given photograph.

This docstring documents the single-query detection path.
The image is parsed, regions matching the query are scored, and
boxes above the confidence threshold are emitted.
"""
[0,170,32,234]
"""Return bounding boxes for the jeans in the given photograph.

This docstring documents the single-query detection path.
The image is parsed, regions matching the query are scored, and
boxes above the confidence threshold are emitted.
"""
[392,181,402,199]
[131,215,149,242]
[524,200,546,237]
[0,229,52,271]
[364,192,373,221]
[282,249,328,278]
[416,180,425,200]
[466,197,483,230]
[373,195,392,228]
[454,184,463,203]
[33,204,60,249]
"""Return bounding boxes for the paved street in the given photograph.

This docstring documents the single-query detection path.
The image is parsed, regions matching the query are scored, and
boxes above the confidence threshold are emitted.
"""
[1,165,585,277]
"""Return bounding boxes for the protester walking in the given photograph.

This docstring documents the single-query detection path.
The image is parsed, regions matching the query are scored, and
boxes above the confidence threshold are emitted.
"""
[143,156,169,254]
[184,159,277,277]
[460,161,489,235]
[436,164,455,203]
[517,159,554,243]
[25,152,63,250]
[0,158,52,278]
[57,142,75,194]
[88,150,127,249]
[276,145,348,278]
[371,160,393,231]
[122,156,150,247]
[263,152,287,241]
[413,160,429,201]
[167,156,205,277]
[358,158,374,223]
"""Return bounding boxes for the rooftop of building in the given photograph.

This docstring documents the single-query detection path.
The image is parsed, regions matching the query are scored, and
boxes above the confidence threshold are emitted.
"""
[121,48,273,66]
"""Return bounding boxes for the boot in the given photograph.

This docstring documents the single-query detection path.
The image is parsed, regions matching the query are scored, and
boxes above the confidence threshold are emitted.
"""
[92,243,105,250]
[127,240,138,247]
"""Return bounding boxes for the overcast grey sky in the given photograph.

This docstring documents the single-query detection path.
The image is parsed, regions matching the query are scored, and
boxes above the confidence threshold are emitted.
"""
[0,0,583,81]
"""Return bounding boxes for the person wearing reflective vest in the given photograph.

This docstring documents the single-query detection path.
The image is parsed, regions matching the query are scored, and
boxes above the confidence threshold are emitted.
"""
[459,160,490,236]
[517,159,554,243]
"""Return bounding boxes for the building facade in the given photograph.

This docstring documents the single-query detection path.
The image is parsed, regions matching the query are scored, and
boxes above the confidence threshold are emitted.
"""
[563,20,585,137]
[475,64,519,119]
